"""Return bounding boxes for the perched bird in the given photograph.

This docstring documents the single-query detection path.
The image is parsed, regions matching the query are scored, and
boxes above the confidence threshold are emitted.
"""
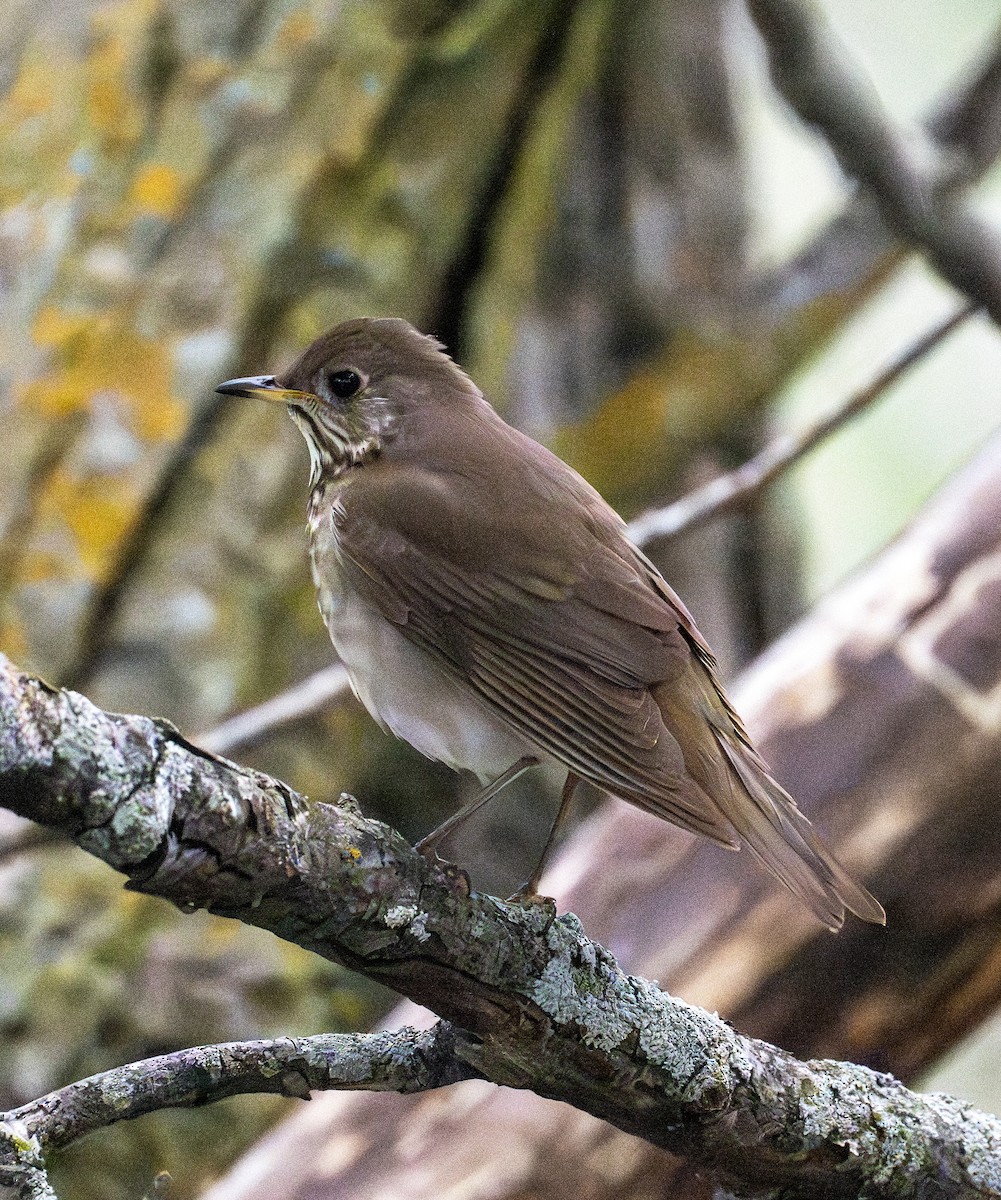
[217,317,884,930]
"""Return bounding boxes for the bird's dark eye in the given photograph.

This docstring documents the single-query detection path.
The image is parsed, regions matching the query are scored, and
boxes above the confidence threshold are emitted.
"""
[327,369,362,400]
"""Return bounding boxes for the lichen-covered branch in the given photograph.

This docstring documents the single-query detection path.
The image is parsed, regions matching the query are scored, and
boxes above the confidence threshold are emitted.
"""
[0,1026,474,1194]
[1,657,1000,1197]
[747,0,1001,323]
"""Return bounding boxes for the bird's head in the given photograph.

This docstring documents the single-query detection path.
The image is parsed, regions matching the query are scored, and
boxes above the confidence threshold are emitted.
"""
[216,317,477,484]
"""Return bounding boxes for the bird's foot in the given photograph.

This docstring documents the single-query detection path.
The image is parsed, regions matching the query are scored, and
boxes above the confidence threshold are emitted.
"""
[506,882,555,907]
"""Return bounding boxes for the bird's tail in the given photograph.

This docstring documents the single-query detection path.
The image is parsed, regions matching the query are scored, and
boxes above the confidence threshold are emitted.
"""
[711,727,885,930]
[655,668,885,931]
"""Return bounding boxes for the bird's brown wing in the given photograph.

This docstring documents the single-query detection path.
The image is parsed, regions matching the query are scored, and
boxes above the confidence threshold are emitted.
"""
[333,457,741,845]
[335,449,883,929]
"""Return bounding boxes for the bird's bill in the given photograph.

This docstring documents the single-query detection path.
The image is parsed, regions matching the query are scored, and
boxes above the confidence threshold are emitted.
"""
[215,375,317,404]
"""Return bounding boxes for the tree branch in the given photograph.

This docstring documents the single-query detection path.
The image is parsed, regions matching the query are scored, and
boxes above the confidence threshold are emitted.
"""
[0,1026,474,1194]
[764,22,1001,310]
[2,656,1001,1197]
[626,300,977,545]
[747,0,1001,323]
[195,664,352,755]
[928,22,1001,168]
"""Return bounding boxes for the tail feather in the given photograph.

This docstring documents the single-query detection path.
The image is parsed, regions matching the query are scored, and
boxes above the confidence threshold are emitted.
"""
[653,667,884,930]
[712,730,886,930]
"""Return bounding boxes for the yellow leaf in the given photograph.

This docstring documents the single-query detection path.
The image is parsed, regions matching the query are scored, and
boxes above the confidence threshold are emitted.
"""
[4,57,55,120]
[130,163,182,220]
[32,306,91,349]
[0,618,30,663]
[35,468,138,583]
[86,30,141,145]
[276,10,319,49]
[24,311,187,440]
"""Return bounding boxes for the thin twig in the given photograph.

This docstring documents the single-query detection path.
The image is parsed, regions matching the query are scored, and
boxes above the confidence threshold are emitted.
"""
[0,1026,472,1179]
[195,663,351,754]
[626,301,978,546]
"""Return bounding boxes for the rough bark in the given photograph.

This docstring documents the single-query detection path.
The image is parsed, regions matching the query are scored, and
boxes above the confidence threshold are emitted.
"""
[2,648,1001,1199]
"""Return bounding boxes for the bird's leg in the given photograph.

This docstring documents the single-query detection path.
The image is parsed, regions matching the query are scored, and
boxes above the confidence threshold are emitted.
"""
[510,771,581,900]
[416,755,539,856]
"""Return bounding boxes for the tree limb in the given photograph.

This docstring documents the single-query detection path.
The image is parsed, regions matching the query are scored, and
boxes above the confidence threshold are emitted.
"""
[2,656,1001,1197]
[195,664,352,756]
[747,0,1001,323]
[625,300,977,545]
[762,18,1001,308]
[0,1026,474,1195]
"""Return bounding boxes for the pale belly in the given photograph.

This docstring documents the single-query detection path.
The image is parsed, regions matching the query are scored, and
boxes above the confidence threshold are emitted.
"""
[311,535,535,783]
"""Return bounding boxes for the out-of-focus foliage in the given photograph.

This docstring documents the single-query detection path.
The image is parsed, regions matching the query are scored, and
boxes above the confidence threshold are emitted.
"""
[2,0,1001,1196]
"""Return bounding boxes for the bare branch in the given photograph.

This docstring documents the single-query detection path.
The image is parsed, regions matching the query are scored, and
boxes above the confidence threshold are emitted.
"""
[195,664,351,755]
[928,22,1001,169]
[767,23,1001,309]
[747,0,1001,323]
[626,300,978,545]
[2,655,1001,1197]
[0,1025,473,1188]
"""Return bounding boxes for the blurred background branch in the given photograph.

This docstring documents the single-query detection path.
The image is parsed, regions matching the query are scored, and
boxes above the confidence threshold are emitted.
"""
[197,664,350,756]
[748,0,1001,322]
